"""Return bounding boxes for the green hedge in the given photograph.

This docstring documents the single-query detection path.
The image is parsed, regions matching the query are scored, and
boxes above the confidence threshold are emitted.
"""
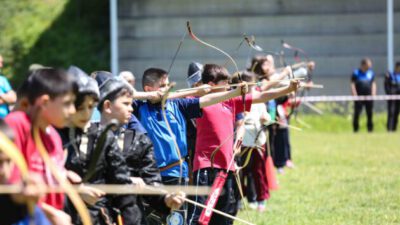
[0,0,110,87]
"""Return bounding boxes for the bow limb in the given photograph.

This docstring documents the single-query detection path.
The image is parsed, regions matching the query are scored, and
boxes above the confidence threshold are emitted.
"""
[187,21,246,106]
[187,21,240,75]
[33,127,92,225]
[0,131,29,177]
[187,21,252,223]
[244,35,263,52]
[236,147,253,172]
[222,36,246,67]
[279,43,297,118]
[160,82,184,184]
[209,131,236,169]
[282,41,310,62]
[167,31,187,75]
[231,117,252,219]
[0,131,35,217]
[290,67,298,118]
[281,40,314,118]
[187,21,245,103]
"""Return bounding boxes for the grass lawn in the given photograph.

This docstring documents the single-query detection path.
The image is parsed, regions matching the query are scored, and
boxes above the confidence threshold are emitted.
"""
[236,114,400,225]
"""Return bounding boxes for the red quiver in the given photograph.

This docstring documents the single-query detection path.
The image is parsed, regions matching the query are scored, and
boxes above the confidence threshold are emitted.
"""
[198,171,228,225]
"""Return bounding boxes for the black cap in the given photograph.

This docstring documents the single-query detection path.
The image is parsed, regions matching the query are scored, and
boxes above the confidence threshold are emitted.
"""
[91,71,134,109]
[68,66,99,98]
[91,71,113,87]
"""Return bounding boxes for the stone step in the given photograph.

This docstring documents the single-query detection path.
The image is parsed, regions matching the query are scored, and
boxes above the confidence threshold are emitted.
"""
[119,34,400,59]
[119,13,400,38]
[119,0,399,18]
[120,55,400,90]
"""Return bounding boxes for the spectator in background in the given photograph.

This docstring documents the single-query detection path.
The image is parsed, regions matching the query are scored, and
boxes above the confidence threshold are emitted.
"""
[351,58,376,132]
[119,71,136,88]
[385,61,400,132]
[0,54,17,118]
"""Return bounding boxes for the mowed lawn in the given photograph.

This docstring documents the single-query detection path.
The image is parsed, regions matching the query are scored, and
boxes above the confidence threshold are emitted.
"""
[237,118,400,225]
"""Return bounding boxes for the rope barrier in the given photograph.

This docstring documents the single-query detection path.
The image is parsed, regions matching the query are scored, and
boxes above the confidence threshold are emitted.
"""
[299,94,400,102]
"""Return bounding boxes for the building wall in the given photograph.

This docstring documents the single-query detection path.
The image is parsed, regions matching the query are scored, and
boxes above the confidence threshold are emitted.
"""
[118,0,400,95]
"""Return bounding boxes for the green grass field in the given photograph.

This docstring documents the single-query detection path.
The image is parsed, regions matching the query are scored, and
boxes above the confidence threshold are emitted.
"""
[237,114,400,225]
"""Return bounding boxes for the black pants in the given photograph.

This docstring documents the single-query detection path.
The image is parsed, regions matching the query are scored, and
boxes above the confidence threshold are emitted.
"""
[353,100,374,132]
[272,128,291,168]
[158,176,188,225]
[187,168,239,225]
[244,170,257,203]
[387,100,400,131]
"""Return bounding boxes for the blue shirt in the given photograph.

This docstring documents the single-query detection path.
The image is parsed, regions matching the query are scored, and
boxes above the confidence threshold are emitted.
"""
[13,206,51,225]
[126,114,147,134]
[389,72,400,84]
[352,69,374,82]
[351,69,375,95]
[0,75,12,118]
[134,98,202,177]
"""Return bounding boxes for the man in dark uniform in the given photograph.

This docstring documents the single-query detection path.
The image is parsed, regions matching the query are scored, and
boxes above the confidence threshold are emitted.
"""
[351,58,376,132]
[385,61,400,131]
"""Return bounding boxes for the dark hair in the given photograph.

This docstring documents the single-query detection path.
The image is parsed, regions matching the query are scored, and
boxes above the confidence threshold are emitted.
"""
[231,71,256,84]
[24,68,78,104]
[17,78,29,99]
[98,87,132,112]
[249,55,269,77]
[361,58,371,66]
[395,61,400,68]
[75,93,99,109]
[0,119,14,141]
[142,68,168,90]
[201,64,230,84]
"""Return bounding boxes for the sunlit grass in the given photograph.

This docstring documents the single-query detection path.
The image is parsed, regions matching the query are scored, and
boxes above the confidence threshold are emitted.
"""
[237,118,400,225]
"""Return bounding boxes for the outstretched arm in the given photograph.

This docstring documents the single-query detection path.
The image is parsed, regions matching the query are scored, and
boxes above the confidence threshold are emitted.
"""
[0,90,16,104]
[259,66,292,91]
[134,85,211,102]
[252,80,299,104]
[199,83,248,108]
[132,90,161,101]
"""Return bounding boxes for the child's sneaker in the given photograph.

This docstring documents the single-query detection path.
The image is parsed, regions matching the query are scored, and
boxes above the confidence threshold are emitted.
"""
[248,202,258,210]
[257,201,266,212]
[277,167,285,174]
[237,200,244,210]
[286,160,295,169]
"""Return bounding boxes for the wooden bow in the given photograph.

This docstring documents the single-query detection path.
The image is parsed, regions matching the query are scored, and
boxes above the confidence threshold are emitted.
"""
[0,131,35,221]
[33,127,92,225]
[160,82,184,184]
[187,21,252,224]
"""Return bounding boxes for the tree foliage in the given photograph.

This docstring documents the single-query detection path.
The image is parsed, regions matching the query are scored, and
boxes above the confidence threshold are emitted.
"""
[0,0,110,86]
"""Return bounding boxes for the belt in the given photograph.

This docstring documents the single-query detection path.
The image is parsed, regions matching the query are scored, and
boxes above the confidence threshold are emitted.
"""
[159,158,185,172]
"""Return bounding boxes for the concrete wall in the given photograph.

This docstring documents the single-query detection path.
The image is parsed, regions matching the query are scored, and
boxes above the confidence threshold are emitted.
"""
[118,0,400,93]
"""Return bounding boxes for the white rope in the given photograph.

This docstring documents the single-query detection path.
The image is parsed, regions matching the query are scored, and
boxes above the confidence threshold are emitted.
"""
[299,95,400,102]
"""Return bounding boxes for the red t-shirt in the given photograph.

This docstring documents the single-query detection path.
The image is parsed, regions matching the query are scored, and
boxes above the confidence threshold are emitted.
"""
[5,111,66,210]
[194,95,252,172]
